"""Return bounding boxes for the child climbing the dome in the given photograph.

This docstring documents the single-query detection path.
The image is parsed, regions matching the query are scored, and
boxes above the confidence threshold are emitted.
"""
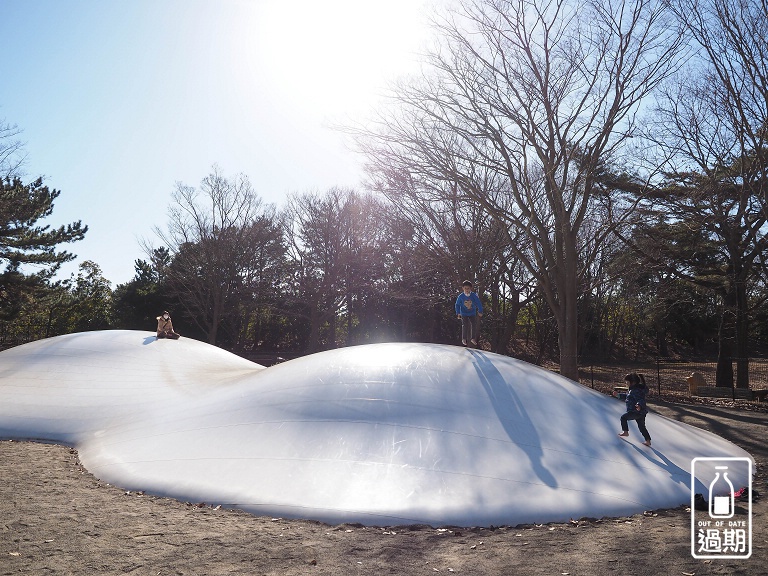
[618,372,651,447]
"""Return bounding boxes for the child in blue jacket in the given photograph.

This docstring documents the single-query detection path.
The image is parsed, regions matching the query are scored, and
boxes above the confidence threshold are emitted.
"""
[455,280,483,347]
[618,373,652,447]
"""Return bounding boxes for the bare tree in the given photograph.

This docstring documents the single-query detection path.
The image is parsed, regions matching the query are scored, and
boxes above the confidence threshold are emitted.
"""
[281,189,348,352]
[280,188,389,351]
[0,119,26,178]
[650,0,768,387]
[375,175,536,351]
[148,166,276,345]
[351,0,682,378]
[337,192,391,345]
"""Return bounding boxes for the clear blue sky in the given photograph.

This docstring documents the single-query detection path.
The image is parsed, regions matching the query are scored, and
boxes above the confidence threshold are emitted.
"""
[0,0,435,285]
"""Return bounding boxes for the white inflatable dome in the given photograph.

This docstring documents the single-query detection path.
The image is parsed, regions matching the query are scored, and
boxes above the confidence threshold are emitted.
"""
[0,330,752,526]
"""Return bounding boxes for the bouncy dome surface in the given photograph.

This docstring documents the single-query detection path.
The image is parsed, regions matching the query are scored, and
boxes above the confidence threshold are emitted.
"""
[0,330,752,526]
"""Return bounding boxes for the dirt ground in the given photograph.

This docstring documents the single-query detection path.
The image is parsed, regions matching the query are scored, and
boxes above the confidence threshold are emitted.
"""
[1,399,766,576]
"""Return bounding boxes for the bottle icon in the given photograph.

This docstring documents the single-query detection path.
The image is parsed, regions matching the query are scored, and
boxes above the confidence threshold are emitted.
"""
[709,465,734,518]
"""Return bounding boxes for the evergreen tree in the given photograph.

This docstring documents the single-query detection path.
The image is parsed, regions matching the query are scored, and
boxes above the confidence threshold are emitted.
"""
[67,261,113,332]
[111,253,171,331]
[0,176,87,318]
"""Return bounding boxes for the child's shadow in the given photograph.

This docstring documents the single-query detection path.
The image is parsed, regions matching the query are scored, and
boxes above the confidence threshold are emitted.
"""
[625,440,690,488]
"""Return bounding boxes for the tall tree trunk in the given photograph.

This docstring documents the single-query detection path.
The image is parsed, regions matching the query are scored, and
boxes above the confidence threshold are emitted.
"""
[307,298,321,353]
[716,289,736,388]
[329,302,337,349]
[208,295,220,345]
[558,304,580,380]
[555,229,581,381]
[735,272,750,389]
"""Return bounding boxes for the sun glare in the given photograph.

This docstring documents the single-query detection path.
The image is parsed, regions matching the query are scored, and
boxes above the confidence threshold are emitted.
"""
[248,0,431,119]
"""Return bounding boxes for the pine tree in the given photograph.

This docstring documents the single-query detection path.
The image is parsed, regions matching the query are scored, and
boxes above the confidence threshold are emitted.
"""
[0,176,87,317]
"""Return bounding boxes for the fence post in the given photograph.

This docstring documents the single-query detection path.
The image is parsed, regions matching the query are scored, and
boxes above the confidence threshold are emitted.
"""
[656,357,661,396]
[591,364,594,389]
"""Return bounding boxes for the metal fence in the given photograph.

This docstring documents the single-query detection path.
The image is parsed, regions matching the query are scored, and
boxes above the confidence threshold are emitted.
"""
[577,358,768,401]
[0,322,51,351]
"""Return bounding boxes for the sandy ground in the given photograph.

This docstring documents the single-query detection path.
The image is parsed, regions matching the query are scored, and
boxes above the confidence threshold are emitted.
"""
[1,400,766,576]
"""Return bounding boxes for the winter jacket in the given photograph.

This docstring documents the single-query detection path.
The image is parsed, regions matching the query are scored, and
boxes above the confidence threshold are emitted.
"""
[625,384,648,415]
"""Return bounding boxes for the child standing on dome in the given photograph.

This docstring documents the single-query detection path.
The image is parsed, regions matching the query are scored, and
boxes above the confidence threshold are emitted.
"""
[618,373,651,447]
[455,280,483,347]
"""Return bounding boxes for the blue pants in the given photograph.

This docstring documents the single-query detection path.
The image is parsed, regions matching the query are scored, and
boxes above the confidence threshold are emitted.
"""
[621,410,651,442]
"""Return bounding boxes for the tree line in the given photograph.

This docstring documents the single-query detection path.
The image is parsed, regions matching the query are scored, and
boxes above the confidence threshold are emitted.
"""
[1,0,767,389]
